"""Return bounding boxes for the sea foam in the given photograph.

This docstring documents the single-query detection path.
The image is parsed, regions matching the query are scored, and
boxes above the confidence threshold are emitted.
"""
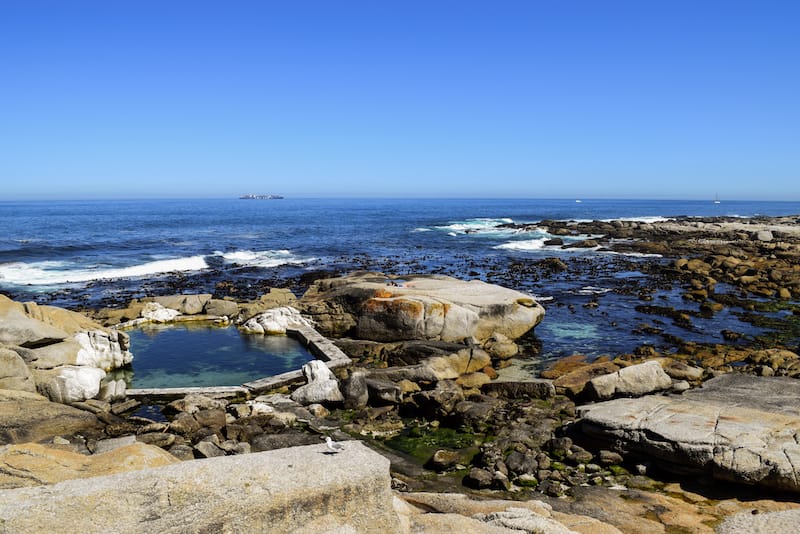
[494,239,547,251]
[0,256,209,286]
[216,249,314,268]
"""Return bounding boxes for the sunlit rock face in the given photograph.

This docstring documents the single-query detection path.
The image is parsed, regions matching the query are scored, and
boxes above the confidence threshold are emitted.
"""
[0,295,132,404]
[299,272,545,343]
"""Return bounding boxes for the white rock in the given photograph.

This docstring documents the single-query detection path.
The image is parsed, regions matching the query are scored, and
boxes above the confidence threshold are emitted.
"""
[36,366,106,404]
[290,360,344,405]
[74,330,133,370]
[585,360,672,401]
[140,302,180,323]
[240,306,314,335]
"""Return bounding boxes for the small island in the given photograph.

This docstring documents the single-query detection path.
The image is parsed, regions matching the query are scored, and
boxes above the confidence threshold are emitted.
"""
[239,194,284,199]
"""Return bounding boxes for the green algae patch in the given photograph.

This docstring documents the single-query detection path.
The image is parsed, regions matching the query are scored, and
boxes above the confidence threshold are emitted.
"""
[384,426,484,464]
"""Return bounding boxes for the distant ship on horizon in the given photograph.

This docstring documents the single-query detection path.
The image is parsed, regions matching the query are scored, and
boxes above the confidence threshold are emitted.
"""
[239,194,285,200]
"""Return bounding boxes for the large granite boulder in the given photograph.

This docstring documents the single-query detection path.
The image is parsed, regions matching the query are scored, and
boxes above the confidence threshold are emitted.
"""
[0,442,401,533]
[0,389,102,445]
[576,374,800,492]
[299,272,544,343]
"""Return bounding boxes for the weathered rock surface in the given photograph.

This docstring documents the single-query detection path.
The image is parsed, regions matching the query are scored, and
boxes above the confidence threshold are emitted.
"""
[0,347,36,392]
[289,360,344,405]
[299,272,544,343]
[584,360,673,401]
[33,365,107,404]
[0,442,400,533]
[140,301,180,322]
[577,374,800,492]
[239,305,314,334]
[0,442,178,489]
[400,492,621,534]
[203,298,239,318]
[149,294,212,315]
[0,296,132,403]
[0,389,102,445]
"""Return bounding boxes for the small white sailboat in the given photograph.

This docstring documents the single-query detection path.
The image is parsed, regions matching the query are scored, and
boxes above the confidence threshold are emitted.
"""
[713,194,721,204]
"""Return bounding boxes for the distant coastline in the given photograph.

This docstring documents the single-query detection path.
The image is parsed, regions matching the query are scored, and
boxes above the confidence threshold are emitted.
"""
[239,194,284,199]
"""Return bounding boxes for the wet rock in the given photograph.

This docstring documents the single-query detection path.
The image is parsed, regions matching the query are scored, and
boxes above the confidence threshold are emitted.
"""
[482,379,555,400]
[426,449,462,471]
[464,467,494,489]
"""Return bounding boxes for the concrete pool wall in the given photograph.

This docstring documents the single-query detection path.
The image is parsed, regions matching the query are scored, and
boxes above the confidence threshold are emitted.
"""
[124,325,351,401]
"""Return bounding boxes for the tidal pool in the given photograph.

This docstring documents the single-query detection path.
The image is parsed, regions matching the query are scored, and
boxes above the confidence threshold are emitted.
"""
[123,323,315,388]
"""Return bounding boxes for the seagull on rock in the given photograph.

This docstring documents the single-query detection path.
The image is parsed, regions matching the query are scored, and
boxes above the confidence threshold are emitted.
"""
[323,436,345,453]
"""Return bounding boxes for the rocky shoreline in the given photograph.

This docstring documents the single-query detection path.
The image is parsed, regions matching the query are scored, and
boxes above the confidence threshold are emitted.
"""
[2,214,800,532]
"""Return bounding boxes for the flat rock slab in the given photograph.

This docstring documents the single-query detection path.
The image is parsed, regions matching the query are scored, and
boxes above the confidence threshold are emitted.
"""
[577,374,800,492]
[0,441,400,533]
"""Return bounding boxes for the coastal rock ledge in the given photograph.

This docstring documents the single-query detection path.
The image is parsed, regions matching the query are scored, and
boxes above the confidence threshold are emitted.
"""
[576,374,800,492]
[299,272,545,343]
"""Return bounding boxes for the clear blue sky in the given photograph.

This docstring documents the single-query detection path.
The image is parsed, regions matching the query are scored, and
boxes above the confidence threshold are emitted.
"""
[1,1,798,200]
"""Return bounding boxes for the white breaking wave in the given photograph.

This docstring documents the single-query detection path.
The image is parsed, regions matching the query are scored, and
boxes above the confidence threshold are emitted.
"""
[607,216,672,224]
[603,250,664,258]
[436,217,515,234]
[495,238,547,251]
[0,256,208,286]
[576,286,613,295]
[411,227,432,233]
[216,249,315,268]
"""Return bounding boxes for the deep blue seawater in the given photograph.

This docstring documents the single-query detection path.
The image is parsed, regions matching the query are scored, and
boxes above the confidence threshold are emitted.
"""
[2,198,798,368]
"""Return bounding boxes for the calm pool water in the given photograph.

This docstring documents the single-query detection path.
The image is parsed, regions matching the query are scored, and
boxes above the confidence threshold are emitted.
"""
[122,323,315,388]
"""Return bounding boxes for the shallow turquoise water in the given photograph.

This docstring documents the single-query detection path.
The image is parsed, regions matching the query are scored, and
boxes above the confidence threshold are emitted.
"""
[124,323,314,388]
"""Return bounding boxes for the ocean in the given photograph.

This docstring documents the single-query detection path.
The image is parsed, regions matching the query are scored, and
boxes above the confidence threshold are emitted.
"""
[2,197,798,367]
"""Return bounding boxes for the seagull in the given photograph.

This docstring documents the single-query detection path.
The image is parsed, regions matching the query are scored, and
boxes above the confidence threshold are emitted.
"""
[323,436,345,453]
